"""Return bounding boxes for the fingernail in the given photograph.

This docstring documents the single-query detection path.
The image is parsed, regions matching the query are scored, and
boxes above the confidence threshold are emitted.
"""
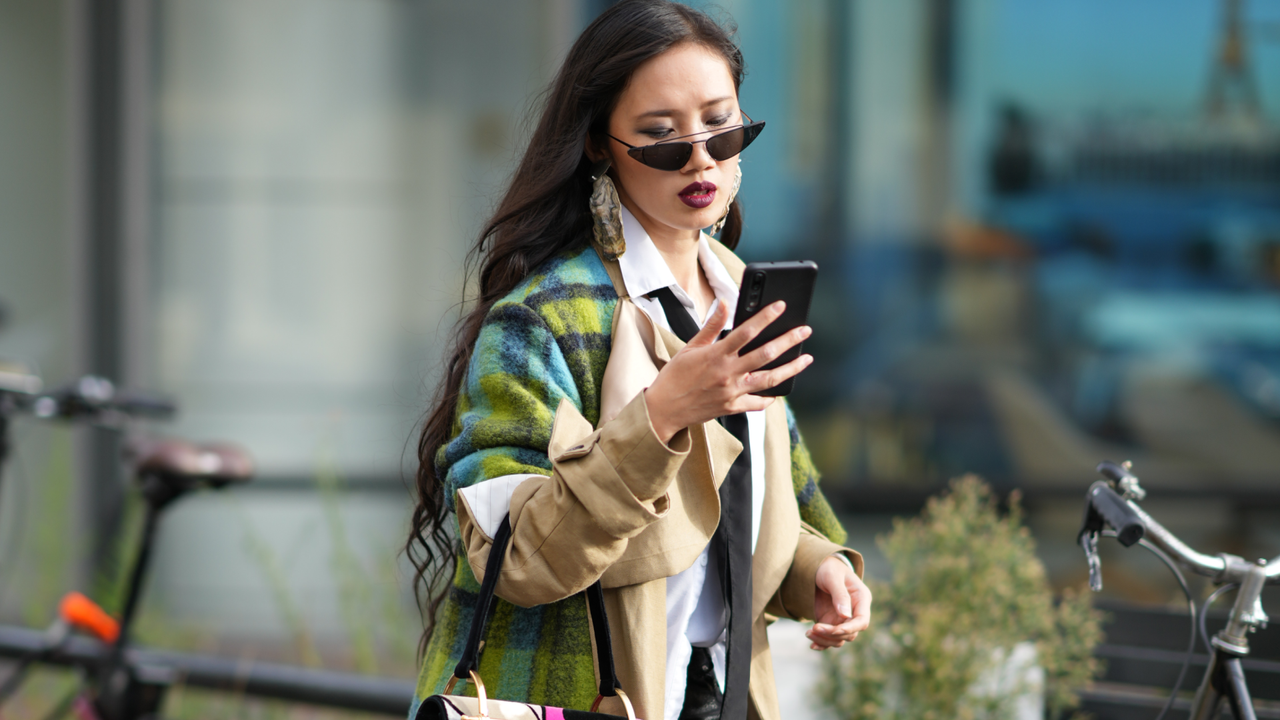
[838,604,852,619]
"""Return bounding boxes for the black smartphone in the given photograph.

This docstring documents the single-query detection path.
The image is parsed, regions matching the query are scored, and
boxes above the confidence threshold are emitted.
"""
[731,260,818,397]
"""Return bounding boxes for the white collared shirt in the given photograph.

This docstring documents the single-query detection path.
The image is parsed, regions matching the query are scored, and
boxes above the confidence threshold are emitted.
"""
[457,206,767,720]
[616,206,767,720]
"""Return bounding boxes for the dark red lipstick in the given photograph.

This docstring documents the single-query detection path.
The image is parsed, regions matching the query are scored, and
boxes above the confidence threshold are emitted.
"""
[678,181,717,209]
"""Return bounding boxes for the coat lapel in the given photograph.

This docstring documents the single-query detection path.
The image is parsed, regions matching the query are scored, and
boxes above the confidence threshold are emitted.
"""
[591,239,801,599]
[592,244,739,590]
[706,237,746,284]
[585,239,804,720]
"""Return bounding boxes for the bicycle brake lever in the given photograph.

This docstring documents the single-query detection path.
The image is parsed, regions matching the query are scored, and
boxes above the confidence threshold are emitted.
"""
[1081,530,1103,592]
[1078,490,1107,592]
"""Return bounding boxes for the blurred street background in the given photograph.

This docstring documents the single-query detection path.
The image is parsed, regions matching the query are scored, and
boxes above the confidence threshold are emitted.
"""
[1,0,1279,715]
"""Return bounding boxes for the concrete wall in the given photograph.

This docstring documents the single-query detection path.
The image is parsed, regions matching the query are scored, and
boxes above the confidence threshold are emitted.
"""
[143,0,580,640]
[0,0,79,619]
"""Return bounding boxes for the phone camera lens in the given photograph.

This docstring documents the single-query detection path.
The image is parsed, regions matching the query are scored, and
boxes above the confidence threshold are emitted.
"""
[744,270,766,312]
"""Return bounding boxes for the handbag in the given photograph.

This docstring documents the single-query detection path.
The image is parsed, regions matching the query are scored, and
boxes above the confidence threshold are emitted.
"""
[416,515,640,720]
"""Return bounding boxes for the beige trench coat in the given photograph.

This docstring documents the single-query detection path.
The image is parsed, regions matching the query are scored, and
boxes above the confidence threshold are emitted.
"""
[455,239,863,720]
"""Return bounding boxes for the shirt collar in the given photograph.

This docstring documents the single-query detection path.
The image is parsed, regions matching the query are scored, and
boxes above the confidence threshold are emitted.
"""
[616,205,677,299]
[615,205,740,325]
[698,236,739,325]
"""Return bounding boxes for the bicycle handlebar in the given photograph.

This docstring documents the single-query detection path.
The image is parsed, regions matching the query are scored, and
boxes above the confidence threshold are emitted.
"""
[8,375,176,425]
[1118,493,1280,584]
[1085,482,1145,547]
[1096,460,1133,484]
[1084,462,1280,585]
[1123,499,1232,577]
[0,368,42,396]
[1081,463,1278,720]
[105,390,178,420]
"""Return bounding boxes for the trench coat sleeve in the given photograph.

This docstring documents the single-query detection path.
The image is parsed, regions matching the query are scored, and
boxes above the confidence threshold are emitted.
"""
[768,404,864,621]
[440,298,691,608]
[767,522,864,622]
[458,394,692,606]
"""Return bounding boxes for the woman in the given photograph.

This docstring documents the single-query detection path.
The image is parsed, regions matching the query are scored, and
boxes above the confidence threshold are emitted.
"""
[407,3,871,719]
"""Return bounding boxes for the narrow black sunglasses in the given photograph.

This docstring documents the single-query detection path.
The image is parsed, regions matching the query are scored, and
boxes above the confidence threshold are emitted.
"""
[608,113,765,171]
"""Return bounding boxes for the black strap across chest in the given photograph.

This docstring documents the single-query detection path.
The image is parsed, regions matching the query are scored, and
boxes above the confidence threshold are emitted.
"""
[455,286,754,719]
[646,286,753,720]
[646,286,703,343]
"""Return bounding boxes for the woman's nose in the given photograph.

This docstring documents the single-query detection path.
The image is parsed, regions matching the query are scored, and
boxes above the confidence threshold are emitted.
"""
[685,138,716,171]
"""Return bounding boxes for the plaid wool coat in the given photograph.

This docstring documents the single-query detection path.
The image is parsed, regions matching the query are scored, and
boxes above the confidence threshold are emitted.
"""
[411,241,849,719]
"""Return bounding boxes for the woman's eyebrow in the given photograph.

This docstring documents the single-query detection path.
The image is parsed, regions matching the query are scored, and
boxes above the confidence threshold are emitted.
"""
[635,96,735,120]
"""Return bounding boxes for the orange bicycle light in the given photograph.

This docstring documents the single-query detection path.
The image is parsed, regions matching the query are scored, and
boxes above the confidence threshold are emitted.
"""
[58,592,119,644]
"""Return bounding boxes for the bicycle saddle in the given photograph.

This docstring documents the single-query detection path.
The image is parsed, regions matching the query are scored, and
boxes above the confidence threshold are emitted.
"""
[127,437,255,489]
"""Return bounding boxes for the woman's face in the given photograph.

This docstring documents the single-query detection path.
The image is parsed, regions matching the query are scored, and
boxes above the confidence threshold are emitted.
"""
[597,42,741,243]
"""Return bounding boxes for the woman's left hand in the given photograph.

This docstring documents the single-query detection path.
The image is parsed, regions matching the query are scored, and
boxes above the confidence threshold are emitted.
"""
[807,555,872,650]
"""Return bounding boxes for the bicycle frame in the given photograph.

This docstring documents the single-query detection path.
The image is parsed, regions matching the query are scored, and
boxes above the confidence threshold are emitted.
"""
[0,623,413,715]
[0,374,416,718]
[1082,463,1279,720]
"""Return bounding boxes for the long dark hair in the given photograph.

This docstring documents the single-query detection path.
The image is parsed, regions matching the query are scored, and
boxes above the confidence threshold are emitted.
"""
[406,0,746,651]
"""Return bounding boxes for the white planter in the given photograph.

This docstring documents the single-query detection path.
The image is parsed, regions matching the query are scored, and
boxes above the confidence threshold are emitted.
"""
[970,641,1046,720]
[826,635,1046,720]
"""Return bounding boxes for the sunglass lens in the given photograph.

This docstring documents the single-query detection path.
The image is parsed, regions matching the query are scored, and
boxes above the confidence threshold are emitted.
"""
[705,127,744,161]
[706,121,765,162]
[632,143,692,171]
[741,120,763,150]
[626,121,764,170]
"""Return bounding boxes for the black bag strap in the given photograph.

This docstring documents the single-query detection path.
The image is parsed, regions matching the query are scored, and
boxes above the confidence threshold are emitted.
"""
[585,579,621,695]
[452,515,621,698]
[645,287,701,343]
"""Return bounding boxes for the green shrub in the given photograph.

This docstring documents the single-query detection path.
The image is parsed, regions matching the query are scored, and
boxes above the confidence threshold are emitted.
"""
[818,476,1103,720]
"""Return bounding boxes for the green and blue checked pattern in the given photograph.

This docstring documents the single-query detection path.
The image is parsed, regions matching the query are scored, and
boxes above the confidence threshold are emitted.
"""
[412,244,844,717]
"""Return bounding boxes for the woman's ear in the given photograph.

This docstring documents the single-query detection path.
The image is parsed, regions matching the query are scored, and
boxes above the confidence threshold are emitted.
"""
[588,158,612,182]
[584,134,606,164]
[584,135,612,180]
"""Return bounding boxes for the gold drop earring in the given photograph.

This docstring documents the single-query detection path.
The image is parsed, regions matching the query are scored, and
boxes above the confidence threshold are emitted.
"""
[589,160,626,259]
[709,164,742,237]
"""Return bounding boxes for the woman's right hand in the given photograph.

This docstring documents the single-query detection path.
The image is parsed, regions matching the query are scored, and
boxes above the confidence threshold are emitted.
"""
[644,299,813,444]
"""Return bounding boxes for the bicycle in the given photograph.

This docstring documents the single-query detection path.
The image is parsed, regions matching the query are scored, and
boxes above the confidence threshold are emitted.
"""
[0,369,243,719]
[1079,460,1280,720]
[0,370,415,718]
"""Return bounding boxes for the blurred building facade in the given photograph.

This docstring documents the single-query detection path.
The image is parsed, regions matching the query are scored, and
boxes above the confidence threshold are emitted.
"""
[1,0,1278,641]
[1,0,602,640]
